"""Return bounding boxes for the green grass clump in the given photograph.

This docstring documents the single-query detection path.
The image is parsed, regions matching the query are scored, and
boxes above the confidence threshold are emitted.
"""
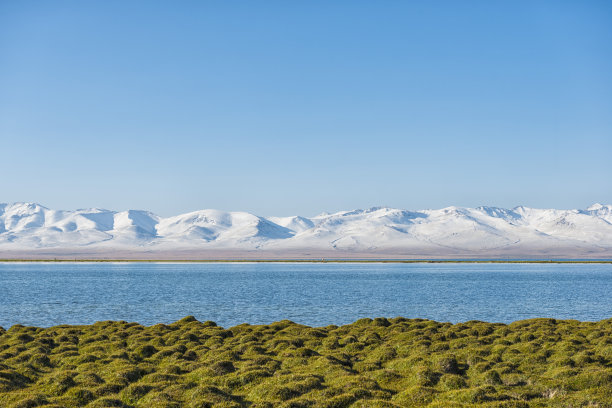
[0,317,611,407]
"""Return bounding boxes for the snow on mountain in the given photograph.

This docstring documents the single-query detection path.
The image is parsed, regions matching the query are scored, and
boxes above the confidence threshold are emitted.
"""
[0,202,611,257]
[112,210,160,241]
[267,215,314,234]
[156,210,294,246]
[586,203,612,223]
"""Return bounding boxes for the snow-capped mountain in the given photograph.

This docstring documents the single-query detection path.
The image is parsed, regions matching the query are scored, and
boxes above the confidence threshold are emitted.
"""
[1,202,611,259]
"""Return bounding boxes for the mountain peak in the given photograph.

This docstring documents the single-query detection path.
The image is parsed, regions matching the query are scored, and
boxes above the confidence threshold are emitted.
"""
[588,203,610,211]
[0,202,611,256]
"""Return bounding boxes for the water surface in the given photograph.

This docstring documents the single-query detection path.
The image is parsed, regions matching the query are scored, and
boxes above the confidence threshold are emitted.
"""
[1,262,611,328]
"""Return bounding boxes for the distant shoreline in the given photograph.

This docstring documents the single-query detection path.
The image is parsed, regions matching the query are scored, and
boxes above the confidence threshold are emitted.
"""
[1,258,611,263]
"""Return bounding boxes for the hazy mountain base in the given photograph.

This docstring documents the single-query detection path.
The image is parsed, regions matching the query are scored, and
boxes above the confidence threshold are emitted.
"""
[1,245,612,260]
[1,318,611,407]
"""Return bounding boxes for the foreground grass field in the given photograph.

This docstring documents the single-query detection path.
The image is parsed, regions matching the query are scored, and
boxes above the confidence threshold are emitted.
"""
[1,318,611,407]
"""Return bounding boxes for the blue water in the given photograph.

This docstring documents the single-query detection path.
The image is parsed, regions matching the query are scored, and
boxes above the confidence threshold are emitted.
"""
[1,262,611,328]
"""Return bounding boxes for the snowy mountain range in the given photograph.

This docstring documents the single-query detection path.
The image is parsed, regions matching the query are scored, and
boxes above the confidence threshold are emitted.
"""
[1,202,611,259]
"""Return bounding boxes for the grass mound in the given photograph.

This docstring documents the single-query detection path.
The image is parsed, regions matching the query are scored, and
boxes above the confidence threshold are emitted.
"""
[0,317,611,407]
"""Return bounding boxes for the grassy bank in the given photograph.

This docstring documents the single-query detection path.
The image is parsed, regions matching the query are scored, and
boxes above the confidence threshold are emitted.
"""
[1,318,611,407]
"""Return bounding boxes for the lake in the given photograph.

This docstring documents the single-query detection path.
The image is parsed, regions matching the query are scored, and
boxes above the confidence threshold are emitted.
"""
[1,262,611,328]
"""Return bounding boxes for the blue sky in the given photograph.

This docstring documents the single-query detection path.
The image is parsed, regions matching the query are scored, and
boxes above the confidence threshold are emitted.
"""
[1,1,610,216]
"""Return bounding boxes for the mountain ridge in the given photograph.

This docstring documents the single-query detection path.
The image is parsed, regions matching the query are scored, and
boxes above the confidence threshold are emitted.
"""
[0,202,611,259]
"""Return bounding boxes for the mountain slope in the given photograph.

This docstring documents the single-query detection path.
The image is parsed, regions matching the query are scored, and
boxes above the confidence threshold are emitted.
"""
[0,202,611,258]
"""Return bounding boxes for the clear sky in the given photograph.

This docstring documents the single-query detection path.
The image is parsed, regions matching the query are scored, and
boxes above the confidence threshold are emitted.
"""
[1,1,611,216]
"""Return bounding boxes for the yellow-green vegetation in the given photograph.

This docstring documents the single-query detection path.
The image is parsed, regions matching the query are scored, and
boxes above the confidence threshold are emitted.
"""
[1,259,612,263]
[1,317,611,407]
